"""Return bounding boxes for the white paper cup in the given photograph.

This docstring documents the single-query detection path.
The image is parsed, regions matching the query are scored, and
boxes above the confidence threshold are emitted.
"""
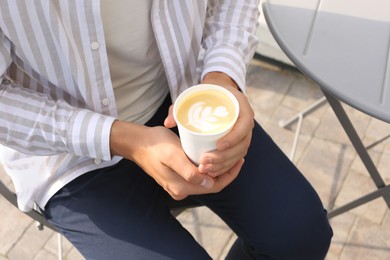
[173,84,239,165]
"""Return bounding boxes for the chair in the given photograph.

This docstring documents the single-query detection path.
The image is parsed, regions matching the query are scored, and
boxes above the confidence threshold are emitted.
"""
[279,96,326,162]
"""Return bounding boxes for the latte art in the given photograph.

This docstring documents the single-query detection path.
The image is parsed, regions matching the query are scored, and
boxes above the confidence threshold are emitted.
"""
[187,102,230,132]
[176,89,237,134]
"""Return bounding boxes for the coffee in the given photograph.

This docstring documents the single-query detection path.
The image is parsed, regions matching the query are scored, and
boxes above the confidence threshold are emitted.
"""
[174,84,239,164]
[176,88,236,134]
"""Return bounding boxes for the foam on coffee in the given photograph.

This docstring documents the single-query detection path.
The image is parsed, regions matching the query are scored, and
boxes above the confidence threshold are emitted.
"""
[176,89,236,134]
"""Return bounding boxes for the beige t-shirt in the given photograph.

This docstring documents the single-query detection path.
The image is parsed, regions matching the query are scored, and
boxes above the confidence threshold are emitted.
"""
[101,0,169,124]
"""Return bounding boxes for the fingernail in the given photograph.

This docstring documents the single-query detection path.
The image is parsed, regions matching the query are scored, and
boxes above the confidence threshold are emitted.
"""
[202,157,212,164]
[209,172,218,177]
[204,165,212,173]
[200,178,213,189]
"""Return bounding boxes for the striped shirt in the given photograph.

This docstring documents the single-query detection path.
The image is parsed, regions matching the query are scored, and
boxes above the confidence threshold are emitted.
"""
[0,0,260,212]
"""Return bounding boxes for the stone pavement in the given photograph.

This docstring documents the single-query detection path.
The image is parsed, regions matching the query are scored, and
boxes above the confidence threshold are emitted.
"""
[1,57,390,259]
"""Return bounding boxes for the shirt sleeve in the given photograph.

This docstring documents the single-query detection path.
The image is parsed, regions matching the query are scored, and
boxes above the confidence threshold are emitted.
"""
[0,31,116,161]
[201,0,260,91]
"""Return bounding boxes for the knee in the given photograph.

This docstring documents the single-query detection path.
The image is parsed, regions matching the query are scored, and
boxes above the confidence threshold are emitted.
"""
[272,211,333,260]
[228,211,333,260]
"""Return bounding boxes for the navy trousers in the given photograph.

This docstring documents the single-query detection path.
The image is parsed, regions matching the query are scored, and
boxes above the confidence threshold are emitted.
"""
[43,96,333,259]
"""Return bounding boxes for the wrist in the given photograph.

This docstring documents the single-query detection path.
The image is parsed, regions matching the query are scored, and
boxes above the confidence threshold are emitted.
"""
[109,120,146,159]
[202,72,239,90]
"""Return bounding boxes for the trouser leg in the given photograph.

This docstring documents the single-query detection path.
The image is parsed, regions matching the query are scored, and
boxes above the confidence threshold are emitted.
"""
[193,122,333,260]
[43,159,211,260]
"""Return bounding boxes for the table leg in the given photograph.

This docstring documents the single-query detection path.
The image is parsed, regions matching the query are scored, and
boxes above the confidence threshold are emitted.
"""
[322,90,390,218]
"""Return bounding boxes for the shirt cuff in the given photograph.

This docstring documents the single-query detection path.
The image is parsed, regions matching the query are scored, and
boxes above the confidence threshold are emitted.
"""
[67,109,117,161]
[201,45,247,92]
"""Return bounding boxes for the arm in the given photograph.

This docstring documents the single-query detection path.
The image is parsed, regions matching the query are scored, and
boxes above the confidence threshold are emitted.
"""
[0,30,115,161]
[201,0,260,91]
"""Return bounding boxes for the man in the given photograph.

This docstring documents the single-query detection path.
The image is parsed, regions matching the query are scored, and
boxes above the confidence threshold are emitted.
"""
[0,1,332,259]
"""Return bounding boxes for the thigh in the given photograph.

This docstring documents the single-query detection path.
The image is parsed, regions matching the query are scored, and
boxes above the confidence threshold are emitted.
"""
[43,159,210,260]
[193,121,333,259]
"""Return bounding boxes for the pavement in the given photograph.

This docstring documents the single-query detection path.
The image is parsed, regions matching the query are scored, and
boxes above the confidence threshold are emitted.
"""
[2,57,390,259]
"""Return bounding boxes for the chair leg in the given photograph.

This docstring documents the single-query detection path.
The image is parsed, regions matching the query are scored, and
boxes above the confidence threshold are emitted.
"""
[33,219,63,260]
[279,96,327,162]
[57,233,63,260]
[35,220,44,231]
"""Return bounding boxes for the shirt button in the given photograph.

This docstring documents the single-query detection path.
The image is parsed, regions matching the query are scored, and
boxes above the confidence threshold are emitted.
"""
[94,159,101,164]
[102,98,110,106]
[91,41,100,50]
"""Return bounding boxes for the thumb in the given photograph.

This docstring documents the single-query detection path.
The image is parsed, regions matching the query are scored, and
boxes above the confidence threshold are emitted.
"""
[164,105,177,128]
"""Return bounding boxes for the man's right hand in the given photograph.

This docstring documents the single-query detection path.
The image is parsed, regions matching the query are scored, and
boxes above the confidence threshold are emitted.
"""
[109,120,243,200]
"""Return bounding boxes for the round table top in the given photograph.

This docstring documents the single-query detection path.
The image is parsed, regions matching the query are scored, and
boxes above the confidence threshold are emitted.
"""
[262,0,390,122]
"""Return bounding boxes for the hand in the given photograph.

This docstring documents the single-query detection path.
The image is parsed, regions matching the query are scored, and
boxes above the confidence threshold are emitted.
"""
[110,121,243,200]
[199,72,254,176]
[164,72,254,178]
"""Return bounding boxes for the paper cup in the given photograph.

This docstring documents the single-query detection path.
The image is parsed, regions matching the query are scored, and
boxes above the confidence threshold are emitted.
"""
[173,84,239,165]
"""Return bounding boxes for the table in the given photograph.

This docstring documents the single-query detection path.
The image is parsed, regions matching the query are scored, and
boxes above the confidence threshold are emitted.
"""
[261,0,390,218]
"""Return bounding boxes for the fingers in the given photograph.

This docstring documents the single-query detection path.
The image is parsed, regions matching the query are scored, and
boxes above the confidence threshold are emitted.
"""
[164,105,177,128]
[161,145,244,199]
[199,131,251,175]
[216,101,254,151]
[180,165,215,189]
[154,160,214,201]
[163,150,214,189]
[210,158,244,192]
[167,158,244,200]
[197,90,253,176]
